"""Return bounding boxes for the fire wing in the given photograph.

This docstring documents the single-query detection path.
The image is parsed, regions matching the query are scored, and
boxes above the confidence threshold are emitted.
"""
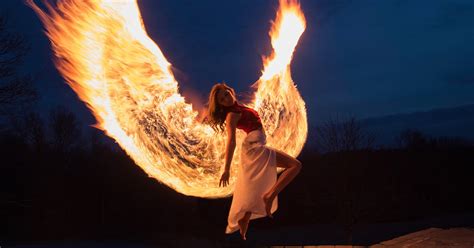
[27,0,307,198]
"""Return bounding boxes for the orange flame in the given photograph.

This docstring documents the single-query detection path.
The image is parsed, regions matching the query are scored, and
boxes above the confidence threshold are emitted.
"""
[27,0,307,198]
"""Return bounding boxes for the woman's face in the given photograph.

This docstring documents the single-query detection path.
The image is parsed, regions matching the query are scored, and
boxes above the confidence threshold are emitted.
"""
[216,88,235,107]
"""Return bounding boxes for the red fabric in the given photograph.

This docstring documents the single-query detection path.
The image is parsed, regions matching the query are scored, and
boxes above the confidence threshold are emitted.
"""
[224,101,263,134]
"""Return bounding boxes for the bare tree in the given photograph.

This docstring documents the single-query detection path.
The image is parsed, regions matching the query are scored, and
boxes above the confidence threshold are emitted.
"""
[431,136,474,150]
[315,116,341,153]
[26,112,46,151]
[49,106,82,153]
[395,128,428,150]
[8,110,46,151]
[316,114,375,153]
[0,15,37,114]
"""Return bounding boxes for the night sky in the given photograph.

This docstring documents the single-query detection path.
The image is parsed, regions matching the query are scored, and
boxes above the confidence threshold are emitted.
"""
[2,0,474,128]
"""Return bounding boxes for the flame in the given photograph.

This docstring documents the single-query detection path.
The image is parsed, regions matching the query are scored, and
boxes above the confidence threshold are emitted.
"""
[27,0,307,198]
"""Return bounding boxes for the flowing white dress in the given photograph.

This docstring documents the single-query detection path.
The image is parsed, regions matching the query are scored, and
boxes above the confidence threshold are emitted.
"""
[225,128,278,234]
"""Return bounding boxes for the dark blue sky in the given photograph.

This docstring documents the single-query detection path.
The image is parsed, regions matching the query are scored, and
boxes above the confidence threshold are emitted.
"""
[2,0,474,127]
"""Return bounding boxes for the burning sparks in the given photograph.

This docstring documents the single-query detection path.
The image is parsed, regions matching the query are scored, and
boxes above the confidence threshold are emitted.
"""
[27,0,308,198]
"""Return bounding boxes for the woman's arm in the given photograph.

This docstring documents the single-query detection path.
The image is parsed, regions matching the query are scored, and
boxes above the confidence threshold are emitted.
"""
[223,112,241,172]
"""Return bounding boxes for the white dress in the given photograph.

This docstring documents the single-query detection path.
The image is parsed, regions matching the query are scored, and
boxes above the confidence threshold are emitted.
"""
[225,128,278,234]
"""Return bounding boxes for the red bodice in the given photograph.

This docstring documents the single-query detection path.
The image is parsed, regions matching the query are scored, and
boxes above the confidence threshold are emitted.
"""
[224,101,263,134]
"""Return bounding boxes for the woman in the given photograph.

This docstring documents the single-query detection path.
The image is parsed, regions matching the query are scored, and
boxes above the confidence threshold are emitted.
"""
[207,82,302,240]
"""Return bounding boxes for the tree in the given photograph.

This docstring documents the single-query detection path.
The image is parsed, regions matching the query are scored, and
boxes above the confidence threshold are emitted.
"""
[430,136,474,150]
[49,106,82,153]
[315,114,376,153]
[396,128,474,151]
[395,128,428,150]
[0,15,37,115]
[25,111,46,152]
[8,111,46,152]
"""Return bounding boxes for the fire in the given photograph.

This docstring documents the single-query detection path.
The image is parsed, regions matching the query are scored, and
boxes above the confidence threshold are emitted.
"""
[27,0,307,198]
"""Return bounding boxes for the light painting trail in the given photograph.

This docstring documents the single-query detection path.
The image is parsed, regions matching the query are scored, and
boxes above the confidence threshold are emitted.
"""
[27,0,308,198]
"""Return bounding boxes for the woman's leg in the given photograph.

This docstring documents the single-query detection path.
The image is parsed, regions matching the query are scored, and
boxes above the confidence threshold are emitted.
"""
[263,149,302,217]
[238,211,252,240]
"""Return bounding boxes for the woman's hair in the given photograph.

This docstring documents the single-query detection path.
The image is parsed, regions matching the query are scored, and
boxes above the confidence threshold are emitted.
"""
[206,82,237,133]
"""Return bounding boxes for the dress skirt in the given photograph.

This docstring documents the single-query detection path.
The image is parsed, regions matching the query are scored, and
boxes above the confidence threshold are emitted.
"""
[225,128,278,234]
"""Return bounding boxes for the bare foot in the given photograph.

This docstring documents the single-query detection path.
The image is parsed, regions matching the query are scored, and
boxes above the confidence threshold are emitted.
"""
[238,212,251,240]
[262,191,275,218]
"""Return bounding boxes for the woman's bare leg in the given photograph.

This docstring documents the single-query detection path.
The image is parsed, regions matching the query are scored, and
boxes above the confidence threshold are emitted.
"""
[263,149,302,217]
[238,211,251,240]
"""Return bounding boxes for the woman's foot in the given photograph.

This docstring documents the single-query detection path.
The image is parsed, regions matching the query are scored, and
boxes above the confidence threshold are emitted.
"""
[238,212,251,240]
[262,191,275,218]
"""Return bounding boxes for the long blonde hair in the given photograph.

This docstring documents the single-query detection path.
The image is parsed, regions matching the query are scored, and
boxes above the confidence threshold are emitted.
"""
[206,82,237,133]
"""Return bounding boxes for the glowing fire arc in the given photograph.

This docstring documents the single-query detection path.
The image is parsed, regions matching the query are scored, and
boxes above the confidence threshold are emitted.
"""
[27,0,308,198]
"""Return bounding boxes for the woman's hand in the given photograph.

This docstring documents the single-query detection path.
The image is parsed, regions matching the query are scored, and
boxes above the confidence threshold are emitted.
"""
[219,170,230,187]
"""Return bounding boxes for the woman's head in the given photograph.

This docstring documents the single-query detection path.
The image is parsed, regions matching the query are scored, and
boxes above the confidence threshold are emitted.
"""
[206,82,237,132]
